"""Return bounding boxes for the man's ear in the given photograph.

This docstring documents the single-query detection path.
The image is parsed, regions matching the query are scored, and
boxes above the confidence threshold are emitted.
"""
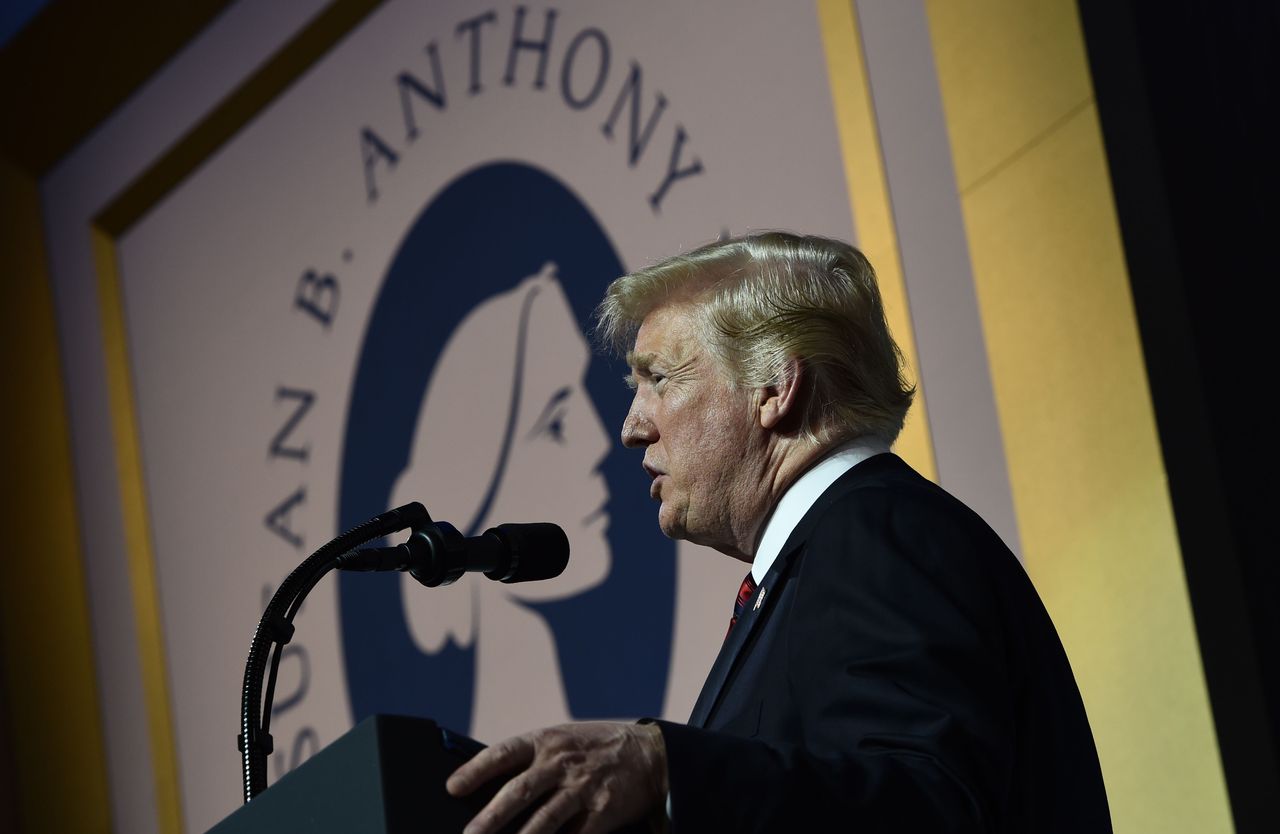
[759,357,804,431]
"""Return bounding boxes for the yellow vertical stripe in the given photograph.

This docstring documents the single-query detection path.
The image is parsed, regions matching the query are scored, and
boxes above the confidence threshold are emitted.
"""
[93,227,185,834]
[816,0,937,479]
[0,153,111,834]
[923,0,1233,831]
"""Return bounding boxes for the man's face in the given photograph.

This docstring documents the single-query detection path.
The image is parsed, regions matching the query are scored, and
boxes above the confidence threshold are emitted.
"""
[621,304,764,558]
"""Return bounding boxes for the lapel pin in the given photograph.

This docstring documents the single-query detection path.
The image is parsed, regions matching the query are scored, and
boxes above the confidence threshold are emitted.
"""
[754,587,765,611]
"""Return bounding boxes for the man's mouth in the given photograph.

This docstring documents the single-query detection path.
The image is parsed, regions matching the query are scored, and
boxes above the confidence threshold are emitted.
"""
[643,462,666,499]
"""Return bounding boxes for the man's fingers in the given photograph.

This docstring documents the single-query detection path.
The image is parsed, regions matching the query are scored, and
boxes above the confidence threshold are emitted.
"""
[515,787,583,834]
[447,736,535,797]
[463,766,558,834]
[449,723,664,834]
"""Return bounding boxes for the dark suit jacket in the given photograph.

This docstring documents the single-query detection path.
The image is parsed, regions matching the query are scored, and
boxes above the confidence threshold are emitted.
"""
[651,454,1111,832]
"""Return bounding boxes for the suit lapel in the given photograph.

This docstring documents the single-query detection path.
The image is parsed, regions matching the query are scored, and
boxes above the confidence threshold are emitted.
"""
[686,454,913,728]
[687,547,797,728]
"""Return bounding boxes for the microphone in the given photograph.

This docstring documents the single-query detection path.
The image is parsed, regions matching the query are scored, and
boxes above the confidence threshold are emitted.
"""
[335,521,569,587]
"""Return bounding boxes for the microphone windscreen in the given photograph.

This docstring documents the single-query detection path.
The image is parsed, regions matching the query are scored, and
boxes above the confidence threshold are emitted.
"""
[486,523,570,583]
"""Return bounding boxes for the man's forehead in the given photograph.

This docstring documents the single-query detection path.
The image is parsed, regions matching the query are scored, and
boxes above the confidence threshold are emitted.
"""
[626,305,699,368]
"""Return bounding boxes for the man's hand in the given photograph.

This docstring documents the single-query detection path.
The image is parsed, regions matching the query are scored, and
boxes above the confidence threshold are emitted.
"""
[446,721,668,834]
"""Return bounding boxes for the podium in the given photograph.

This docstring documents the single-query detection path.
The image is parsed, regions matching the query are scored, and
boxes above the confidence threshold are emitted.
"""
[209,714,491,833]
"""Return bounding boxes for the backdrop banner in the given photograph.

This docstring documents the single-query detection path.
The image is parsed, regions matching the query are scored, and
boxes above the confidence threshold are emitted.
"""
[101,2,861,828]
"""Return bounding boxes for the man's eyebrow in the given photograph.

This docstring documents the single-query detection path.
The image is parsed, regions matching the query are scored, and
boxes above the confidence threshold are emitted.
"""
[625,351,656,372]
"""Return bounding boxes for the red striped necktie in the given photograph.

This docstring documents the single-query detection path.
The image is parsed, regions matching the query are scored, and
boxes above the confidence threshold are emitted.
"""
[726,571,758,640]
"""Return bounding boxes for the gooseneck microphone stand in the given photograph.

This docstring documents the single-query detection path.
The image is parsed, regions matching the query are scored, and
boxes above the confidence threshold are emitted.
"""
[238,501,570,805]
[238,501,430,804]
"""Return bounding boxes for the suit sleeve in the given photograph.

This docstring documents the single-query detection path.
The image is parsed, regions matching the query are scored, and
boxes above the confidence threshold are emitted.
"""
[655,486,1017,833]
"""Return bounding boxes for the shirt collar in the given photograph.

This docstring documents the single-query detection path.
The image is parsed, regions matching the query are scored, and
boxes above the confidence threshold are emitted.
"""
[751,437,891,584]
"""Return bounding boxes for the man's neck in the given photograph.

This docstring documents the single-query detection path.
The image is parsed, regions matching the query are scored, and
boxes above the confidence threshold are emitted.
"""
[748,438,829,554]
[748,436,892,580]
[700,434,825,563]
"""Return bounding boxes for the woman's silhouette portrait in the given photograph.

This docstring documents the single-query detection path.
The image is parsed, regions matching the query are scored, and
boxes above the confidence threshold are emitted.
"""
[338,162,675,737]
[390,263,613,740]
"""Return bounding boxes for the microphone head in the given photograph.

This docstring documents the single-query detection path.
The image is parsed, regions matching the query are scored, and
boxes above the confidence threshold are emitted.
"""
[483,523,569,583]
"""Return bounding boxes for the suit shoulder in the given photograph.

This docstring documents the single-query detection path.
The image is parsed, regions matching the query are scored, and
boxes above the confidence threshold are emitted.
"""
[815,457,1009,555]
[793,457,1022,608]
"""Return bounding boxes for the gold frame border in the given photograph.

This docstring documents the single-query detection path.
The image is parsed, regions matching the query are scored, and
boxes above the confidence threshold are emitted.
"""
[0,159,112,834]
[93,228,184,833]
[91,1,387,830]
[816,0,937,478]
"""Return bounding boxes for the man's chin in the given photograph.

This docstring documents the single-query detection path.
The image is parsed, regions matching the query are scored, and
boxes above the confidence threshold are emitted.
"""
[656,505,686,541]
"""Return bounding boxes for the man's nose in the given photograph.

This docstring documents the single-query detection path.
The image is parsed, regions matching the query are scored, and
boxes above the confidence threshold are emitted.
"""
[621,403,657,448]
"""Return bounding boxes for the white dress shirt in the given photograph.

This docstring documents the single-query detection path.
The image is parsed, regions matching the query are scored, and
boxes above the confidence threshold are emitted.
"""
[750,437,891,584]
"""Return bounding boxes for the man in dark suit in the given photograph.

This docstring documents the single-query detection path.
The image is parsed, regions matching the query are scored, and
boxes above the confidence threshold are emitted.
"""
[447,232,1111,832]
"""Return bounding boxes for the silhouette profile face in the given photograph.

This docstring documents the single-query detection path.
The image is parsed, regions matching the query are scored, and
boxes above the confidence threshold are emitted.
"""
[482,267,612,602]
[340,162,675,732]
[390,263,612,651]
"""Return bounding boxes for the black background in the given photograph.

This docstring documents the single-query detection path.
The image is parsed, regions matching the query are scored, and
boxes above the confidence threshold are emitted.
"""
[1079,1,1278,830]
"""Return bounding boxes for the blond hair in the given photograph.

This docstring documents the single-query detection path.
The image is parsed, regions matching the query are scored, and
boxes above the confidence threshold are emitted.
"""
[596,231,914,444]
